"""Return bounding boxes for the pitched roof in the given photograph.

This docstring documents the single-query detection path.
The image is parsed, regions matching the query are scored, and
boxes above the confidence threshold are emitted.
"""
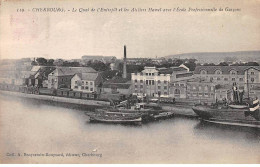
[103,81,131,89]
[53,67,96,76]
[158,67,187,74]
[76,72,99,81]
[194,66,260,75]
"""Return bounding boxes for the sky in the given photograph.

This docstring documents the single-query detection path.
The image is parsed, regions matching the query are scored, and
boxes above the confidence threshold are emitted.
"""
[0,0,259,60]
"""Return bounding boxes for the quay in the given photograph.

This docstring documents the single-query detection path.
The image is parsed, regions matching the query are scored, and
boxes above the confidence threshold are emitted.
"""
[0,90,198,117]
[0,90,110,108]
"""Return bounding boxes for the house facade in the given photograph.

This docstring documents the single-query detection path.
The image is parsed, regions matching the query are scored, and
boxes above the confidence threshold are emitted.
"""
[71,72,102,93]
[194,66,260,89]
[131,65,193,97]
[47,67,96,89]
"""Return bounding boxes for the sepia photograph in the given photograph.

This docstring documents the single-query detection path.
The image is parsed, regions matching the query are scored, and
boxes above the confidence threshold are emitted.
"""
[0,0,259,164]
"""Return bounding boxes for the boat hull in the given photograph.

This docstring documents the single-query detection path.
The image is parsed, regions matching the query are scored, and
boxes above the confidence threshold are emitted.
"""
[201,118,260,128]
[192,105,260,128]
[89,117,142,124]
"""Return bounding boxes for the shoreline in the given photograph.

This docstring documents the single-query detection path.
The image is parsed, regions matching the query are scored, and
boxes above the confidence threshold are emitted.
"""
[0,90,198,118]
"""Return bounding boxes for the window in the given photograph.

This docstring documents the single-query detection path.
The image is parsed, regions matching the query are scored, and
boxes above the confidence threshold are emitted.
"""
[140,80,143,83]
[232,78,235,81]
[239,78,243,81]
[81,86,84,89]
[74,86,78,89]
[251,78,255,83]
[164,80,167,84]
[224,78,228,81]
[149,80,151,85]
[158,86,161,89]
[86,81,88,84]
[230,70,236,75]
[164,86,167,90]
[215,70,222,75]
[175,84,179,87]
[204,86,208,91]
[217,77,220,81]
[75,81,77,84]
[146,80,148,85]
[85,86,88,89]
[174,89,180,94]
[200,70,207,75]
[82,81,84,84]
[164,92,167,95]
[140,85,143,88]
[158,80,161,84]
[152,80,155,85]
[180,84,184,87]
[152,73,154,76]
[135,79,137,83]
[146,73,148,76]
[135,85,138,88]
[90,82,93,85]
[251,72,255,75]
[90,88,93,91]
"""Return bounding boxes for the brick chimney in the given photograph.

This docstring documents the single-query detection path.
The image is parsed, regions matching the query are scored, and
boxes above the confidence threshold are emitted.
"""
[123,45,127,79]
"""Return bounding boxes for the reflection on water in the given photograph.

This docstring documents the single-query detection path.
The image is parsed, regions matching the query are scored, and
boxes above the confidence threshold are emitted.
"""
[0,95,259,163]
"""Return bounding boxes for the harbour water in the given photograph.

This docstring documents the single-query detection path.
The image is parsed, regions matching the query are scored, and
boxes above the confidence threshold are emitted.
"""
[0,95,259,163]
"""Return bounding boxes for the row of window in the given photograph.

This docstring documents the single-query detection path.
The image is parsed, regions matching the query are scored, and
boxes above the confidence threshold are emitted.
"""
[134,85,168,89]
[75,80,93,85]
[134,89,168,95]
[187,85,214,91]
[134,79,168,84]
[145,73,155,76]
[201,70,255,75]
[187,92,214,97]
[74,86,94,91]
[172,83,185,87]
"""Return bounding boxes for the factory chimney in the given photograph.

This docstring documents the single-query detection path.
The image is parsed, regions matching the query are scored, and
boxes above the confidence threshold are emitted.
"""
[123,45,127,79]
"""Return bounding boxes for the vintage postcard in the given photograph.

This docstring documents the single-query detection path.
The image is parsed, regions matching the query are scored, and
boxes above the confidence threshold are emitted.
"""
[0,0,259,164]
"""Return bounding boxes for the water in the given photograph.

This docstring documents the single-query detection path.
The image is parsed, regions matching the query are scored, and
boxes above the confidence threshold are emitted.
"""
[0,95,259,163]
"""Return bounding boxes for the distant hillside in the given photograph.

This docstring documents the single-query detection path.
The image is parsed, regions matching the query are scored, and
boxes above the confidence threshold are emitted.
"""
[165,51,260,64]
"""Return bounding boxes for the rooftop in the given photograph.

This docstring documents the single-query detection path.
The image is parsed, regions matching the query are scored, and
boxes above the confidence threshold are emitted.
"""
[194,66,260,75]
[52,67,96,76]
[76,72,99,81]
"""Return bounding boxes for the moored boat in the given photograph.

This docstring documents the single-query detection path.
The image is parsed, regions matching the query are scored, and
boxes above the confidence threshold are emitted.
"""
[86,110,142,124]
[192,82,260,128]
[153,111,174,120]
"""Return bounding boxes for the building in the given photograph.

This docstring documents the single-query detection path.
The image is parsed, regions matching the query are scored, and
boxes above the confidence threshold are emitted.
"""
[71,72,102,93]
[194,66,260,89]
[0,64,41,86]
[47,67,96,89]
[186,78,216,102]
[131,65,193,97]
[102,77,132,95]
[189,65,260,102]
[81,55,115,64]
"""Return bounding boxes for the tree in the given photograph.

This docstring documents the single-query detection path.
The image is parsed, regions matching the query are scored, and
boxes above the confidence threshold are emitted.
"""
[245,62,259,66]
[36,58,47,65]
[47,59,54,66]
[218,62,229,66]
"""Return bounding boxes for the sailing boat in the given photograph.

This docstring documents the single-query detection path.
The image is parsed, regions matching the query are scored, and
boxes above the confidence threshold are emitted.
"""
[192,69,260,128]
